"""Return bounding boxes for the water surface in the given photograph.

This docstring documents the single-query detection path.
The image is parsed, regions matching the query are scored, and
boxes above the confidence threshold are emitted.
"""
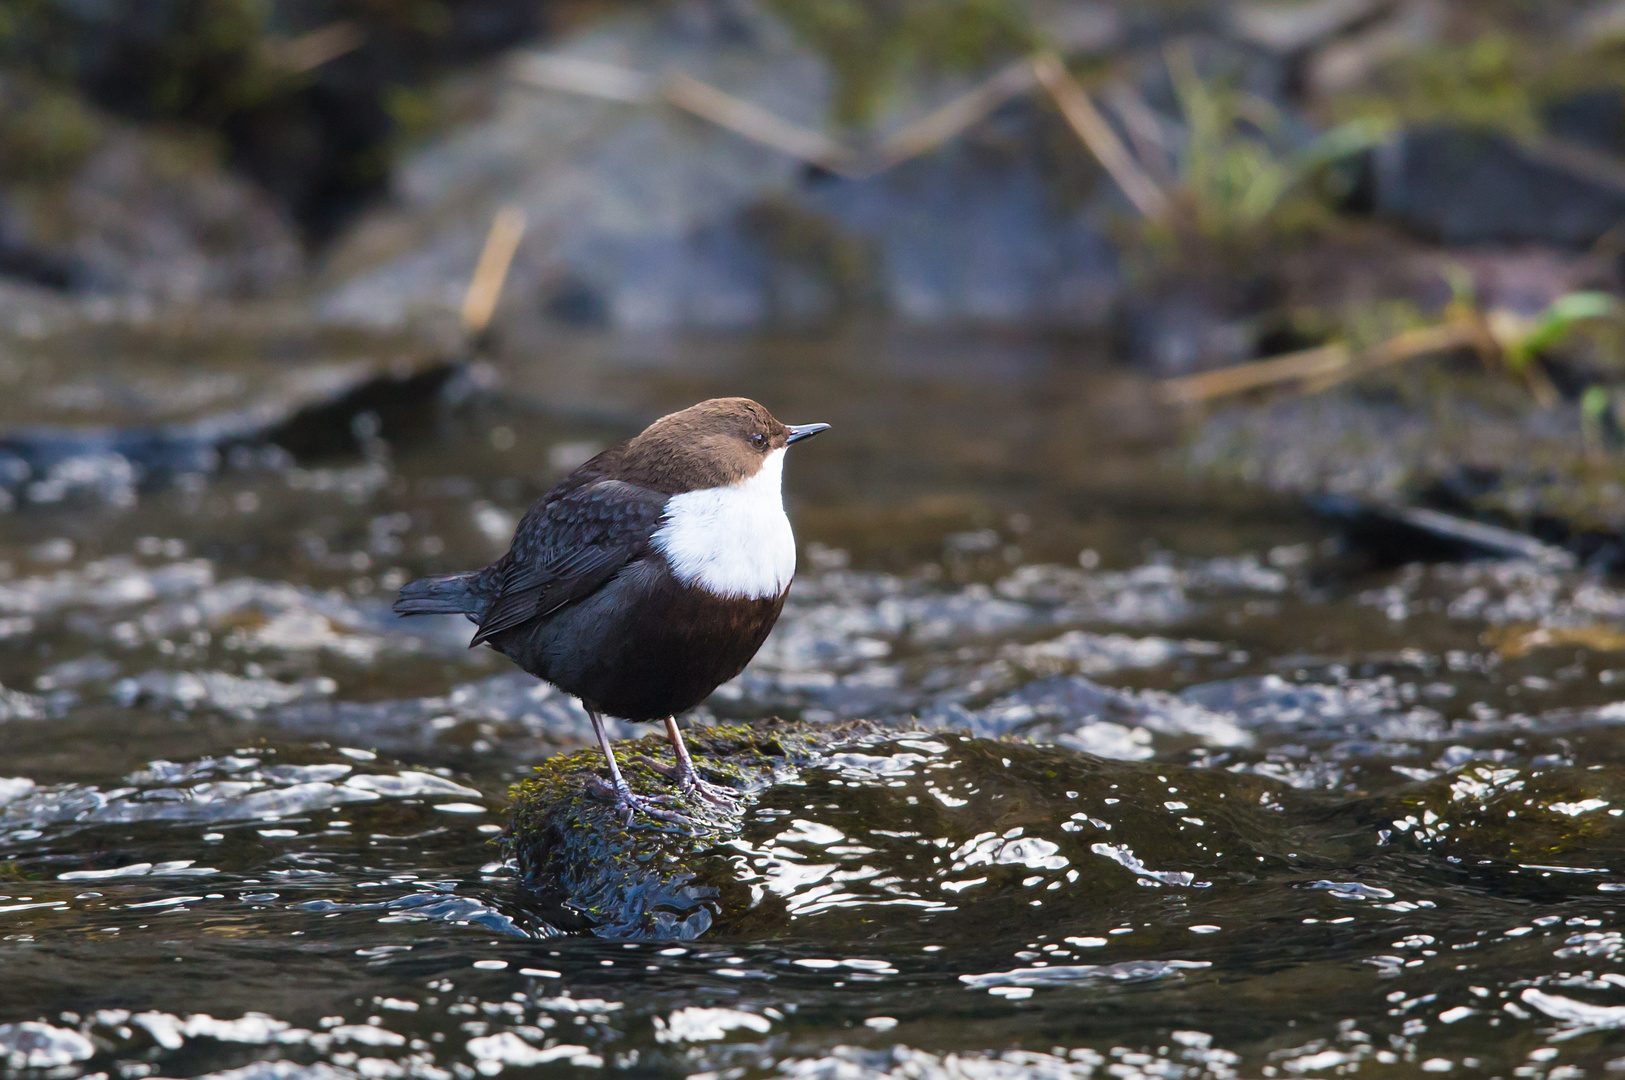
[2,325,1625,1078]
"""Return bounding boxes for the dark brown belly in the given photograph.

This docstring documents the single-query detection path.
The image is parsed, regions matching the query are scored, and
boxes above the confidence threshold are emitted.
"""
[490,567,787,722]
[605,586,782,719]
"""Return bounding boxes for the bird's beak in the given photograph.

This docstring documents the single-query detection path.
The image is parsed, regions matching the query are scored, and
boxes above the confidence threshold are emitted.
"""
[785,423,830,445]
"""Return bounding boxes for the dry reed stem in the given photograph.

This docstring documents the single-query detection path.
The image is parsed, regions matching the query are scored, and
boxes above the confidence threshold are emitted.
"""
[872,61,1040,170]
[1160,322,1482,404]
[268,21,365,73]
[461,206,528,335]
[1031,52,1170,220]
[1159,342,1351,404]
[509,49,1183,193]
[511,53,657,103]
[662,73,860,175]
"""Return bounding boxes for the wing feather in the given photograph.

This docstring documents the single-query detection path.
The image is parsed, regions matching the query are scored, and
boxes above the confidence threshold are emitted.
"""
[469,479,667,647]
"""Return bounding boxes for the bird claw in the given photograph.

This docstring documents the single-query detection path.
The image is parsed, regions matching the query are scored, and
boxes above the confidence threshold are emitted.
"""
[682,774,742,808]
[584,775,692,826]
[634,755,741,808]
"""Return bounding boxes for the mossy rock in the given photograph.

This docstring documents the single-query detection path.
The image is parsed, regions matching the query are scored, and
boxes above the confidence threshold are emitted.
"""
[504,718,879,939]
[1362,762,1625,869]
[1185,365,1625,564]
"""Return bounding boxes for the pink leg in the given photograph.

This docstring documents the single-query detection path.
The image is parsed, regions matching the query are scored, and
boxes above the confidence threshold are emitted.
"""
[649,717,741,806]
[582,709,689,825]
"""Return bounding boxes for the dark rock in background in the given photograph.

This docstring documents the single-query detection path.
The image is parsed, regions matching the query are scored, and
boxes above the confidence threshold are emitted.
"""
[1117,286,1266,377]
[4,0,1625,339]
[0,313,453,506]
[0,75,302,302]
[798,101,1120,326]
[0,0,551,244]
[320,1,1129,334]
[1185,368,1625,571]
[1372,125,1625,249]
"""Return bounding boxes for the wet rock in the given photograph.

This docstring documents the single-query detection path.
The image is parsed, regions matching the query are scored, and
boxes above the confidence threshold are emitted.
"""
[0,76,301,302]
[192,1062,360,1080]
[1185,370,1625,568]
[1028,1,1122,54]
[1373,125,1625,248]
[321,1,1121,332]
[0,683,67,722]
[0,316,454,505]
[112,669,335,720]
[0,1,549,244]
[1573,1,1625,47]
[1369,760,1625,868]
[926,674,1252,759]
[1228,0,1393,55]
[1311,495,1576,567]
[504,720,1292,940]
[792,101,1119,327]
[719,563,1262,724]
[292,889,534,938]
[1304,0,1443,97]
[768,1046,1103,1079]
[506,720,877,938]
[1118,287,1263,376]
[20,565,468,661]
[0,752,483,846]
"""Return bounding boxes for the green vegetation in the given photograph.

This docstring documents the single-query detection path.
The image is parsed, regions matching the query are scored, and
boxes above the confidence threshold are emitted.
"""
[1160,44,1393,246]
[0,0,547,236]
[0,75,100,182]
[1335,32,1543,136]
[0,0,279,124]
[1505,292,1620,373]
[766,0,1033,125]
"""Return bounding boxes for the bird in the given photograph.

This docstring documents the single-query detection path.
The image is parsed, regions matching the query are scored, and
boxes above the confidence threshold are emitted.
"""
[393,397,828,823]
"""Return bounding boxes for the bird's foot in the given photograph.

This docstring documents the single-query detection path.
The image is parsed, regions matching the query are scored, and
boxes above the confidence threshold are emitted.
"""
[681,772,743,808]
[583,775,690,826]
[636,755,741,808]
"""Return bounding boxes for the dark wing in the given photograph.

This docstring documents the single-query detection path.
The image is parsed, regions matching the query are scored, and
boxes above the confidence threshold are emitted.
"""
[469,479,668,647]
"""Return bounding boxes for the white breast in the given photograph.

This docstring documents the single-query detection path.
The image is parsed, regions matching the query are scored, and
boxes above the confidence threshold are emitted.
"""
[652,448,796,600]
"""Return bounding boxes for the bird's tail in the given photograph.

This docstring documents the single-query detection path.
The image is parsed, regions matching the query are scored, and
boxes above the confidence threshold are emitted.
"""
[393,572,486,618]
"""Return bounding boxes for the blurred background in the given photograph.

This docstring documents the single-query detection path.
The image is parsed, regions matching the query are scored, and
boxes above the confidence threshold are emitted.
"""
[7,0,1625,538]
[11,2,1625,1078]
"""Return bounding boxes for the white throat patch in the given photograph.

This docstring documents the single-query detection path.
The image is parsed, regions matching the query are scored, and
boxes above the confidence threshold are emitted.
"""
[652,448,796,600]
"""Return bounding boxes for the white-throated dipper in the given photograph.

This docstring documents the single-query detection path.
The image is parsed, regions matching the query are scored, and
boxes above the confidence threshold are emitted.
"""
[393,397,828,823]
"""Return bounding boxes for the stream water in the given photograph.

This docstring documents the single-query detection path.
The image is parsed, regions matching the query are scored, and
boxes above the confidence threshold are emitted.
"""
[3,325,1625,1078]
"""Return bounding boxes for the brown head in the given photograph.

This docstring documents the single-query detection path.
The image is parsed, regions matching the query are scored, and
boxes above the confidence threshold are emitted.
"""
[588,397,828,493]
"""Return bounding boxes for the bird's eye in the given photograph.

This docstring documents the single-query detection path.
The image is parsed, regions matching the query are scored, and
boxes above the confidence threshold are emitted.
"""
[750,432,767,449]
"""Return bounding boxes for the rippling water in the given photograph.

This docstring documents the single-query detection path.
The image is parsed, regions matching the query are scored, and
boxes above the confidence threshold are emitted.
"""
[4,327,1625,1078]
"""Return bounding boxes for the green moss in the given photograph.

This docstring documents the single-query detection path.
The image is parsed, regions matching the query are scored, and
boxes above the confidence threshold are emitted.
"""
[0,76,101,182]
[384,84,442,153]
[1325,24,1625,145]
[1376,764,1625,862]
[0,0,283,124]
[1330,32,1542,137]
[765,0,1034,126]
[503,719,876,938]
